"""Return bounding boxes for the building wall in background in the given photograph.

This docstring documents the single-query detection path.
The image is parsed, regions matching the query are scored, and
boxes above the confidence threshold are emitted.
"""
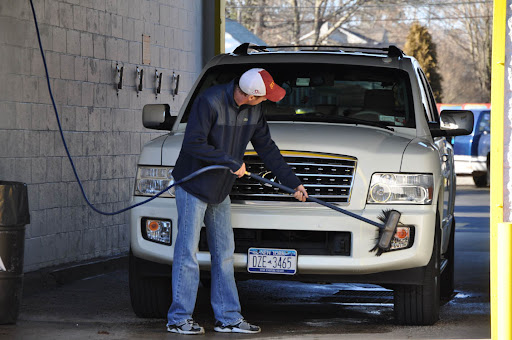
[0,0,203,271]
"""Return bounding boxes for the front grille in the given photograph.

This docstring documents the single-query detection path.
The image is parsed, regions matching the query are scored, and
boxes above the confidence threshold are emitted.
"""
[231,152,357,203]
[199,228,351,256]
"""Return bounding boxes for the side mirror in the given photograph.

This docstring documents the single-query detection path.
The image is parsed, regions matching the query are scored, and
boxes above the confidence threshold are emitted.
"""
[142,104,177,130]
[430,110,474,137]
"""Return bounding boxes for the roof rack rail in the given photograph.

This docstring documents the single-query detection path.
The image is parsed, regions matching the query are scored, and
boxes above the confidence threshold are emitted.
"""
[232,43,405,58]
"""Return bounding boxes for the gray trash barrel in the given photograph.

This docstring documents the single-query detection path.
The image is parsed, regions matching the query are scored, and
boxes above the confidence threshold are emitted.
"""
[0,181,30,324]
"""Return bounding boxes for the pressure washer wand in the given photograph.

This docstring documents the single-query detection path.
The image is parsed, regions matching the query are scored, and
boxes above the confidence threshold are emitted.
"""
[245,171,401,254]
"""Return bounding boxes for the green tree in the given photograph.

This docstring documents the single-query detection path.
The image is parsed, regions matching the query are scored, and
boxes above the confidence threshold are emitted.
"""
[404,23,443,103]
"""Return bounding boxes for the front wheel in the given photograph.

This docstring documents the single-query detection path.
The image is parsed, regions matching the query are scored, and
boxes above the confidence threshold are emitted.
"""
[394,225,440,325]
[129,250,172,318]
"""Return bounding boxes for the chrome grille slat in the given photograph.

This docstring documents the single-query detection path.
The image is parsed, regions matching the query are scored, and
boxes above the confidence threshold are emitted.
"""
[231,153,357,203]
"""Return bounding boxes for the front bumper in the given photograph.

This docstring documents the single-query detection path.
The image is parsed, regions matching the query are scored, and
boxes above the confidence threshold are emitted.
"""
[130,196,437,276]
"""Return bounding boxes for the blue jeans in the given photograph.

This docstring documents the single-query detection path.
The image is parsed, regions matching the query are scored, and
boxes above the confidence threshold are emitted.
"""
[167,185,243,326]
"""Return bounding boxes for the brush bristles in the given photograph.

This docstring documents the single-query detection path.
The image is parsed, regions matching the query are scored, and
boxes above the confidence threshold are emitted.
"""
[370,209,403,256]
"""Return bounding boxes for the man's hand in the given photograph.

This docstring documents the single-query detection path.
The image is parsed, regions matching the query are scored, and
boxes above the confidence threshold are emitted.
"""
[294,184,308,202]
[232,163,246,178]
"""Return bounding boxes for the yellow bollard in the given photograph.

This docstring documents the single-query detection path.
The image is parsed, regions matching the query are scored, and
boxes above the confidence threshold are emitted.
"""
[497,223,512,339]
[490,0,506,338]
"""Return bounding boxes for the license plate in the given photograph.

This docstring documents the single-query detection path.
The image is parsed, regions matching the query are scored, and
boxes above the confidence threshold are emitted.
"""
[247,248,297,275]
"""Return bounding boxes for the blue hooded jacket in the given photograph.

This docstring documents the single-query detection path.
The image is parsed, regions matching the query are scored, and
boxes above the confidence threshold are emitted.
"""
[172,80,301,204]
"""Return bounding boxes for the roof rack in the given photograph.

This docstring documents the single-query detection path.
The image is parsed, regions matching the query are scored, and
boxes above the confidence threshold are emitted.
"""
[232,43,405,58]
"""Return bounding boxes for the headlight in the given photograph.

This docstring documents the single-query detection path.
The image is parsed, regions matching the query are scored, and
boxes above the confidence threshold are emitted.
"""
[367,173,433,204]
[135,166,175,197]
[142,218,172,245]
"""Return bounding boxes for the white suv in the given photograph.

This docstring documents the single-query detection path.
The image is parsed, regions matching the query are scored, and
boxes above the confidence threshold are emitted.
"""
[128,44,473,325]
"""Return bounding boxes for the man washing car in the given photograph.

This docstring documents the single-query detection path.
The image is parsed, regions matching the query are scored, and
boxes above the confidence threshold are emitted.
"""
[166,68,308,334]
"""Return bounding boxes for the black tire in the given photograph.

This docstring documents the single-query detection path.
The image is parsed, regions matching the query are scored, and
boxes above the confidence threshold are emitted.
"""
[394,221,440,325]
[473,155,490,187]
[472,173,488,187]
[440,219,455,299]
[129,250,172,318]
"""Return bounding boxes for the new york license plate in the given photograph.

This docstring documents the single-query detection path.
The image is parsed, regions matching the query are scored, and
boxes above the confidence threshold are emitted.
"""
[247,248,297,275]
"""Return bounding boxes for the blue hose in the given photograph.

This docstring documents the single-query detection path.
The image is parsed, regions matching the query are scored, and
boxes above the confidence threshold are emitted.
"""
[28,0,233,216]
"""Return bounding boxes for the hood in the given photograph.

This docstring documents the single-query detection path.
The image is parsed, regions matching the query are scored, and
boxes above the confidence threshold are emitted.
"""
[159,123,413,173]
[261,122,413,173]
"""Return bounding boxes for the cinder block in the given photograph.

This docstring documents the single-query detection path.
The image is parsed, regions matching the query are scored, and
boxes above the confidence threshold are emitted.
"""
[105,37,118,60]
[0,158,15,181]
[46,157,62,182]
[75,107,89,131]
[87,155,101,179]
[74,57,88,81]
[122,17,135,41]
[46,207,63,234]
[24,129,41,157]
[95,132,109,155]
[111,14,123,39]
[82,82,94,106]
[117,88,130,109]
[100,155,114,179]
[159,4,171,27]
[67,81,82,106]
[40,234,57,263]
[106,0,117,14]
[45,0,60,27]
[39,131,55,156]
[154,25,165,46]
[52,27,67,53]
[52,79,68,105]
[87,58,100,83]
[30,48,45,77]
[99,60,112,84]
[164,27,174,48]
[100,108,113,131]
[80,32,93,58]
[94,84,107,107]
[59,2,74,29]
[93,34,106,59]
[14,158,32,184]
[31,104,49,131]
[86,8,99,34]
[28,209,47,238]
[130,133,141,154]
[160,48,170,69]
[88,107,101,131]
[66,30,80,55]
[117,39,129,63]
[98,11,111,36]
[60,106,76,131]
[0,102,16,130]
[129,41,141,64]
[61,54,75,80]
[134,19,143,39]
[118,223,130,249]
[15,103,32,130]
[118,177,131,201]
[73,5,86,31]
[27,183,39,211]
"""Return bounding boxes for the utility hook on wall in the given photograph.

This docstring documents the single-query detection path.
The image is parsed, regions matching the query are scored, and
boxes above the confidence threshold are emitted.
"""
[136,66,144,96]
[115,63,124,95]
[171,72,180,100]
[155,69,162,98]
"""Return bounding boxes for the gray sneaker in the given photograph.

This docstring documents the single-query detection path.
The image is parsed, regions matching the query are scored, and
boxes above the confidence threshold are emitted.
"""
[214,319,261,334]
[167,319,205,335]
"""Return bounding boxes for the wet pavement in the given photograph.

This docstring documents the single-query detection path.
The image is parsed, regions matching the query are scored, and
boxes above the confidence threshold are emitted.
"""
[0,179,490,339]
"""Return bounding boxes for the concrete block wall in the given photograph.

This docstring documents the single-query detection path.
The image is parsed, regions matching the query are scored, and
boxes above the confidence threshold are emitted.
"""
[0,0,203,271]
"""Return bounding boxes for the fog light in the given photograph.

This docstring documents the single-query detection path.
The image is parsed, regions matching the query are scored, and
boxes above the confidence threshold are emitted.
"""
[142,218,172,245]
[390,226,412,250]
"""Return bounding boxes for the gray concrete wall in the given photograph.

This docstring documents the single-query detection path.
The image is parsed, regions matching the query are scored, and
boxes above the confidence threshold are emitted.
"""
[0,0,203,271]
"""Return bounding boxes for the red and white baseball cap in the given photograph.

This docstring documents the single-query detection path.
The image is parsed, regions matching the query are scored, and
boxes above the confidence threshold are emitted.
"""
[239,68,286,102]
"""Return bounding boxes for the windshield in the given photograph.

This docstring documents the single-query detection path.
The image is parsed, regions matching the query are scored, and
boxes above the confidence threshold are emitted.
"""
[182,63,415,128]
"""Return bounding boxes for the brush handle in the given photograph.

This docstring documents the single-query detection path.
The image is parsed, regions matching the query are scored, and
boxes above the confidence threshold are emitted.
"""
[245,171,383,229]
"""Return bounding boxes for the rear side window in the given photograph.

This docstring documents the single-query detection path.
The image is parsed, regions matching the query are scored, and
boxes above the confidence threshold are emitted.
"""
[181,63,415,128]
